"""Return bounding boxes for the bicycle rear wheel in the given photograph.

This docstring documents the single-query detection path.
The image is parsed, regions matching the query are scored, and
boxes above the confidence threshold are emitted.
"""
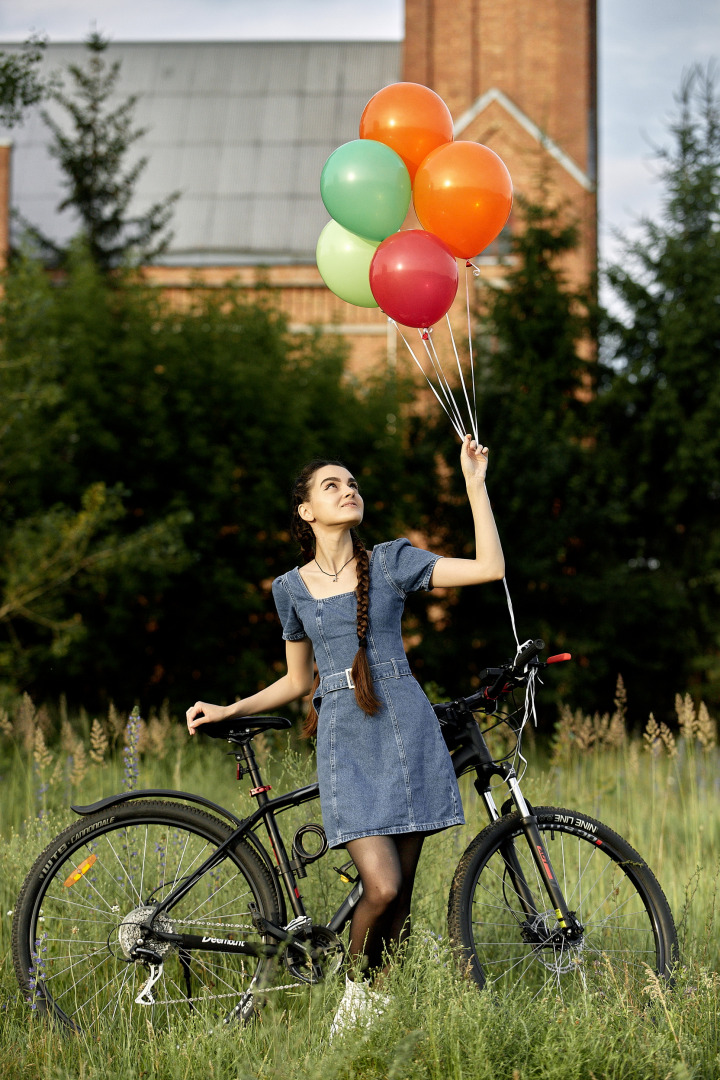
[448,806,678,999]
[12,801,281,1032]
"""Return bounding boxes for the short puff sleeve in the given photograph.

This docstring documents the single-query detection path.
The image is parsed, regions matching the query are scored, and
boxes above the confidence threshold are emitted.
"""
[377,538,442,597]
[271,576,307,642]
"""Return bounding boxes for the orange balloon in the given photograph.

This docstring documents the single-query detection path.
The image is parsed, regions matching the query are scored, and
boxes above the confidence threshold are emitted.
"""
[359,82,454,182]
[413,141,513,260]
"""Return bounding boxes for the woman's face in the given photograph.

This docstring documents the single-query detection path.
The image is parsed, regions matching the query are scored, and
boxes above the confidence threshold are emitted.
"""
[298,465,364,530]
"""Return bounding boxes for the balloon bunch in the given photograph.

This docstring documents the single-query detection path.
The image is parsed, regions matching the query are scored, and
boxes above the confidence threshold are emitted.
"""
[315,82,513,441]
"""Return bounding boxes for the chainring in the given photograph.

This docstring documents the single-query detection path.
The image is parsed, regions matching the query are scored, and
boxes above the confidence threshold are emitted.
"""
[285,925,345,984]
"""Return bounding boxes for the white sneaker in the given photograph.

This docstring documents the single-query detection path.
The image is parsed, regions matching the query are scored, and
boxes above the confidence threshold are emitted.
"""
[368,987,390,1013]
[329,976,373,1039]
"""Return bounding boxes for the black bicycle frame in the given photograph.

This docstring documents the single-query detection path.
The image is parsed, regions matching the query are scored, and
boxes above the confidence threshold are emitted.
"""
[73,698,578,959]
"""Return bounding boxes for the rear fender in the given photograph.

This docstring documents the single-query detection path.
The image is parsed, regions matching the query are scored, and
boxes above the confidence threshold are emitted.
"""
[71,787,244,826]
[71,788,287,922]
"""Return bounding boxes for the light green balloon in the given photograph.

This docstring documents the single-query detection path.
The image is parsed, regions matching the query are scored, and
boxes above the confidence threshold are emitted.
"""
[316,220,380,308]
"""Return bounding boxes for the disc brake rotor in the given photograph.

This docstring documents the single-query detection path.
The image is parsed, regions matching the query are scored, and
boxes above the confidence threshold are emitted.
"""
[526,911,585,973]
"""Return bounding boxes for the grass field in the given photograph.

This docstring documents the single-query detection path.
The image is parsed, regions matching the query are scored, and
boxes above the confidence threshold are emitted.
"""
[1,691,720,1080]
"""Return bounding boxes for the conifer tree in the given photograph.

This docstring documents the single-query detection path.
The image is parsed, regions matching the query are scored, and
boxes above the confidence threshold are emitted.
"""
[0,36,47,127]
[36,32,178,271]
[599,62,720,702]
[409,196,600,709]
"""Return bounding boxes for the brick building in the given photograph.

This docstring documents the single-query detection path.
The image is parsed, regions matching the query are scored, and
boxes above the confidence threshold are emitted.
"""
[0,0,596,368]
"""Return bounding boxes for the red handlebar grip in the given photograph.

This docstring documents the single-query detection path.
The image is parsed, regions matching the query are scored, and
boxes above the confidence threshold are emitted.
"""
[546,653,572,664]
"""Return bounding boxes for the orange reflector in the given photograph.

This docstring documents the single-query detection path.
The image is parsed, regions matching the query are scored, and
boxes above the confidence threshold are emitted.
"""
[63,853,97,887]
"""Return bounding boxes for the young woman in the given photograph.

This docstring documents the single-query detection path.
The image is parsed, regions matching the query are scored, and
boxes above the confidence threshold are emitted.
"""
[186,435,504,1032]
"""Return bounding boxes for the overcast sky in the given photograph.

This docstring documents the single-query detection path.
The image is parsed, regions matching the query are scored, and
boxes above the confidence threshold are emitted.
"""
[1,0,719,264]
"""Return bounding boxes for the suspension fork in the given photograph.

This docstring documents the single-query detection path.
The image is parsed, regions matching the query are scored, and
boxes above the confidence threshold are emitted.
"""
[482,772,580,936]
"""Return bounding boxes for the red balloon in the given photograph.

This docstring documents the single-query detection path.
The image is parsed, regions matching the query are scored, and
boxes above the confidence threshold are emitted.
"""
[359,82,454,182]
[369,230,459,329]
[414,141,513,259]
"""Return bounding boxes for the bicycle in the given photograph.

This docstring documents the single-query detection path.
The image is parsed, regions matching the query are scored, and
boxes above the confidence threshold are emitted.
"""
[12,639,678,1032]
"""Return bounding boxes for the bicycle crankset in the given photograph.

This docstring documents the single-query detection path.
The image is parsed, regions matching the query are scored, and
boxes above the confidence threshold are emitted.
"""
[284,925,345,984]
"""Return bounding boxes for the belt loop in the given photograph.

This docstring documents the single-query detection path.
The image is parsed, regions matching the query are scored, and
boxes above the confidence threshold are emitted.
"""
[345,667,355,689]
[391,658,399,677]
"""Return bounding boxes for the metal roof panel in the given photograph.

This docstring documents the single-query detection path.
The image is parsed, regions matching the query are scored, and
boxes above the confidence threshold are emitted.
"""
[0,40,401,262]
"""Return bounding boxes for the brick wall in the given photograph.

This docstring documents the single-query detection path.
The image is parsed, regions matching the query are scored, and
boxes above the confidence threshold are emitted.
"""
[403,0,597,293]
[0,6,597,370]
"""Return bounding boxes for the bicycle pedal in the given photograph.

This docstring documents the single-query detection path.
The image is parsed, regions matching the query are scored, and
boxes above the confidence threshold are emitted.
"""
[333,861,358,885]
[224,990,256,1025]
[285,915,312,936]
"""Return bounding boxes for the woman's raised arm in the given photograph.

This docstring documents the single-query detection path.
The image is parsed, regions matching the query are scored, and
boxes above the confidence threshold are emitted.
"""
[430,435,505,588]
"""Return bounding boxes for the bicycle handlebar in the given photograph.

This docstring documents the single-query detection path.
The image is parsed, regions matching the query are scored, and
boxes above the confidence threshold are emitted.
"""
[446,637,573,716]
[511,638,546,674]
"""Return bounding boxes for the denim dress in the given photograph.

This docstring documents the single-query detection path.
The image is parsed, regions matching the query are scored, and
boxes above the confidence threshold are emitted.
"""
[271,538,464,849]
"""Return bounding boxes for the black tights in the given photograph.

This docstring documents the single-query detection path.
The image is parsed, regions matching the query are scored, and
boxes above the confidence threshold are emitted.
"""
[344,832,425,976]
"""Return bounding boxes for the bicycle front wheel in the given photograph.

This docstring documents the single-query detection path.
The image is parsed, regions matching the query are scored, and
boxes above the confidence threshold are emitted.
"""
[448,806,678,999]
[12,801,281,1032]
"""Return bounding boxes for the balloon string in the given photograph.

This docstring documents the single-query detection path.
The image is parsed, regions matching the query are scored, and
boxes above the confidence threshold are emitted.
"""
[444,313,478,444]
[503,576,520,648]
[422,331,468,437]
[465,265,479,440]
[392,322,465,440]
[417,330,458,416]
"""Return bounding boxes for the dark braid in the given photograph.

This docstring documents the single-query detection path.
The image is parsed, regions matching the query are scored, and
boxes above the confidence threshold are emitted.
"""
[289,460,380,737]
[349,532,381,715]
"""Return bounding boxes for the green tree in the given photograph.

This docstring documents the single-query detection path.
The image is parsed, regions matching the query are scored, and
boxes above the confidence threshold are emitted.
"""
[400,195,609,711]
[29,32,178,271]
[0,246,408,710]
[599,62,720,707]
[0,36,48,127]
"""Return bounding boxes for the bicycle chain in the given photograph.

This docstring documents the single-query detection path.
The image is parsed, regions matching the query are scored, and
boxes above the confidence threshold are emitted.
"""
[171,918,256,931]
[147,983,300,1006]
[136,918,316,1005]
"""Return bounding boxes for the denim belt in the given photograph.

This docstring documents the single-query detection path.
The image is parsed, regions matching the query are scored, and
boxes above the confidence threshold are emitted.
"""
[319,657,412,694]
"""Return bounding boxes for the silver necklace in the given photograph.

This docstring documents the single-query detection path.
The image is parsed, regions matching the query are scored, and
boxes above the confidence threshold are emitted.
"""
[314,554,355,582]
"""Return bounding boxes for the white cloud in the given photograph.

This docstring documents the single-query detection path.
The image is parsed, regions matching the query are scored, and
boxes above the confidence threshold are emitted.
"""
[0,0,404,42]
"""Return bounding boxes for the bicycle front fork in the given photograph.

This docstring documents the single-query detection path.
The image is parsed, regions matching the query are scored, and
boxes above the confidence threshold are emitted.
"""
[479,774,583,941]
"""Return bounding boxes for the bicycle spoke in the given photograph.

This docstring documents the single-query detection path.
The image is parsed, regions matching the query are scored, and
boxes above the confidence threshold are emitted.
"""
[16,805,280,1031]
[450,809,676,1002]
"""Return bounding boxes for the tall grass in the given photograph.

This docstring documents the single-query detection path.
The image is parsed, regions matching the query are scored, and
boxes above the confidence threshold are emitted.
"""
[1,687,720,1079]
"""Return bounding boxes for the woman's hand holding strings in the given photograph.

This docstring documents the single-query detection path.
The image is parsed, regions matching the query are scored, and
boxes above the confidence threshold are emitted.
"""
[460,434,490,486]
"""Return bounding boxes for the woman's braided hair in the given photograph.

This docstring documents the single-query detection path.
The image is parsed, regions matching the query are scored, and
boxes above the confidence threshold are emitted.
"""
[290,459,380,737]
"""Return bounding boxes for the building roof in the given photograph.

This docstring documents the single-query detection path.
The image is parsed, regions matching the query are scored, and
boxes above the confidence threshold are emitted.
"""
[0,40,401,264]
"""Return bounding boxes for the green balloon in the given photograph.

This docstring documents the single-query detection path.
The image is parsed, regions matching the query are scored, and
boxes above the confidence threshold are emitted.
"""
[320,139,411,242]
[316,220,380,308]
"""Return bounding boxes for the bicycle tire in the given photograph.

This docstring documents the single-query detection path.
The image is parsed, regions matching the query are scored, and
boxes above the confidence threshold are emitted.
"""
[12,800,281,1032]
[448,805,678,999]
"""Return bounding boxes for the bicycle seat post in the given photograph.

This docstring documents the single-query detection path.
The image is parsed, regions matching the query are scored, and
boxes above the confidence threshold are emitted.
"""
[234,739,270,800]
[231,729,310,922]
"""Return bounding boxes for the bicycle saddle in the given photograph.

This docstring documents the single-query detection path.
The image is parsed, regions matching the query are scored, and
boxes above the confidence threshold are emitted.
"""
[199,716,292,741]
